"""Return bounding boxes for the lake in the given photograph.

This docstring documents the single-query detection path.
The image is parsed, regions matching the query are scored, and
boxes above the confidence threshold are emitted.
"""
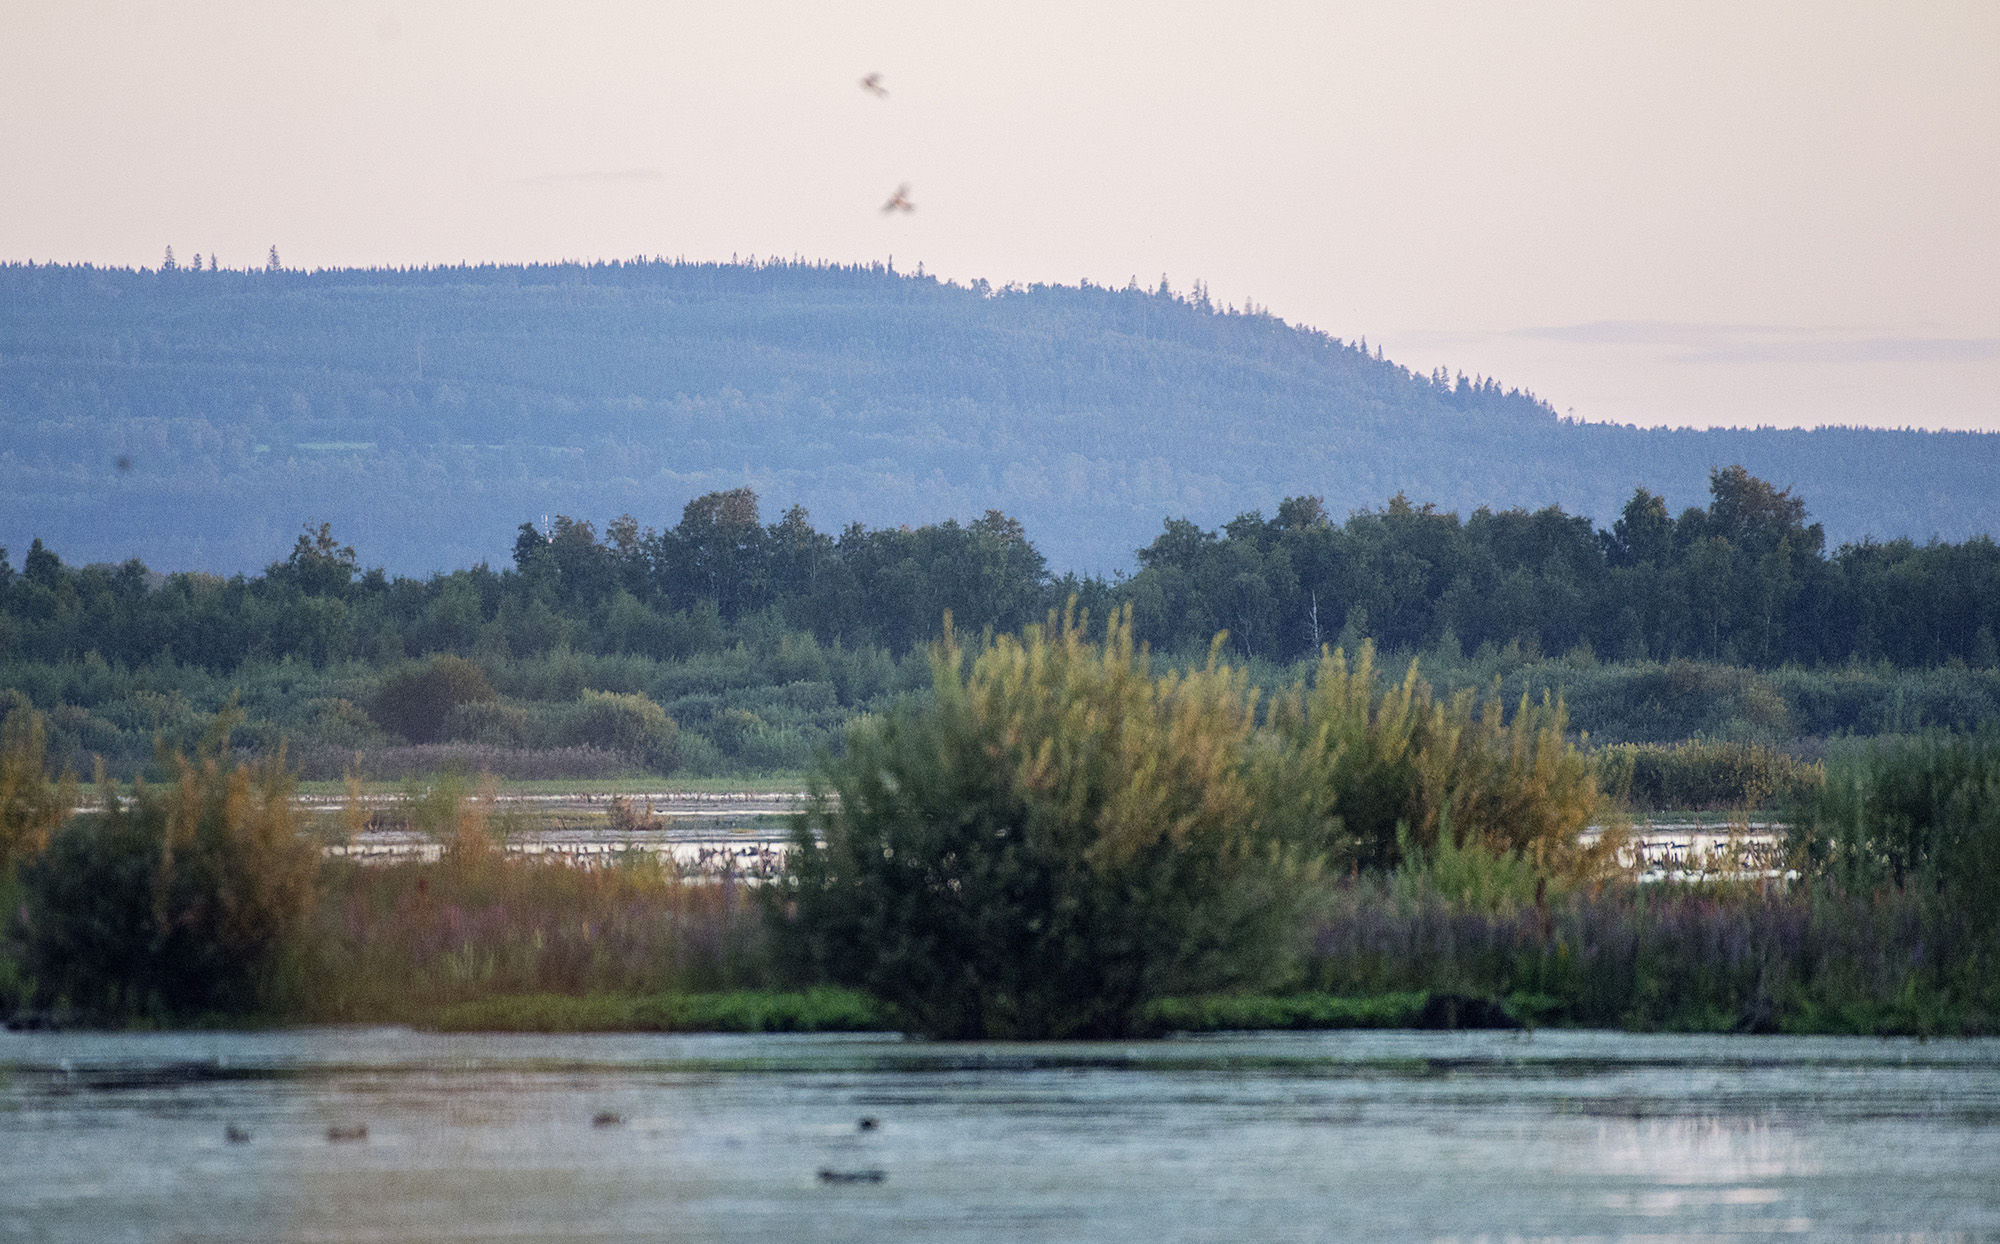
[3,1027,1997,1241]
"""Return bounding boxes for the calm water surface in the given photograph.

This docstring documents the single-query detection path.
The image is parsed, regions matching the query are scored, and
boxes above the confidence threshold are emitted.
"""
[3,1027,1997,1242]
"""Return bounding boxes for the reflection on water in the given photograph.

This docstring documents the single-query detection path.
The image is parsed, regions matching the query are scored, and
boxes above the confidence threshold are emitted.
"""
[3,1028,1997,1242]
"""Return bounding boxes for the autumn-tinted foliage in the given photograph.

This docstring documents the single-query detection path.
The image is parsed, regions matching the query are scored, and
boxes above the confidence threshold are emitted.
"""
[1596,740,1825,811]
[19,717,319,1018]
[0,692,75,878]
[1267,642,1604,872]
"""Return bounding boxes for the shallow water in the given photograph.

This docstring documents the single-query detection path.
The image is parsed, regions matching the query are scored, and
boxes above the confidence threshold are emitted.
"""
[3,1028,1997,1242]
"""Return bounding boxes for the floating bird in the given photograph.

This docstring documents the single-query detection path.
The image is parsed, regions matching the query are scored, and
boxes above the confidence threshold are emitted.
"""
[115,455,132,472]
[592,1112,624,1128]
[857,1116,880,1132]
[818,1168,887,1184]
[327,1124,369,1143]
[881,184,914,214]
[860,72,887,97]
[225,1125,252,1144]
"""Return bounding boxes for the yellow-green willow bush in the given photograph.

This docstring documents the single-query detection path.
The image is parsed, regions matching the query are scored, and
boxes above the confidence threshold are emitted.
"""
[1268,642,1607,873]
[775,607,1317,1039]
[1595,739,1824,811]
[776,622,1613,1037]
[20,714,319,1019]
[1,693,75,879]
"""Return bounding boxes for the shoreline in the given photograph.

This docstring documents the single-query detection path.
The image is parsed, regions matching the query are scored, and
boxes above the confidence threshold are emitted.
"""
[13,986,1989,1040]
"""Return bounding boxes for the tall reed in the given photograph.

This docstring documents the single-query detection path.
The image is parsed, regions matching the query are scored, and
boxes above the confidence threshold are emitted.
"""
[1266,642,1607,872]
[0,692,76,878]
[1304,871,1993,1034]
[292,855,765,1022]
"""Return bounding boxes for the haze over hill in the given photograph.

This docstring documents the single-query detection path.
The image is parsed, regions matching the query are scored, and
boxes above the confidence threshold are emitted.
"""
[3,258,1996,576]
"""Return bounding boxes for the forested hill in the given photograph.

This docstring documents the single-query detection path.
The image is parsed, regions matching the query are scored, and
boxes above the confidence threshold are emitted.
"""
[4,258,1997,575]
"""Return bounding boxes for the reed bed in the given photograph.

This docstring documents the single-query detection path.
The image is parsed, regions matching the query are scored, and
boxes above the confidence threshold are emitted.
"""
[291,743,630,782]
[289,852,768,1023]
[1303,877,1995,1034]
[295,858,1994,1036]
[5,692,1993,1037]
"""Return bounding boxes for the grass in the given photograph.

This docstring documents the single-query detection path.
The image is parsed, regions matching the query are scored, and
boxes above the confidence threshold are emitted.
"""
[411,983,1987,1039]
[289,854,769,1024]
[1144,992,1432,1033]
[425,987,884,1033]
[267,853,2000,1039]
[12,758,1989,1039]
[1303,874,2000,1037]
[293,773,812,798]
[16,845,1989,1037]
[418,989,1566,1036]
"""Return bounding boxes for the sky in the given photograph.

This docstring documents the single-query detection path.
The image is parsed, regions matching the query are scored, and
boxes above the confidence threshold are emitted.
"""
[3,0,1997,431]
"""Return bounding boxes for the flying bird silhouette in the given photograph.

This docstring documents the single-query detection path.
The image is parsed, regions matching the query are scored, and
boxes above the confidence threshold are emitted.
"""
[881,183,915,213]
[860,72,887,97]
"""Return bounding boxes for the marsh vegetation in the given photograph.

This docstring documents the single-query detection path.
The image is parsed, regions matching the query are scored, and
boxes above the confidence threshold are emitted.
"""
[2,469,1995,1034]
[2,617,1994,1038]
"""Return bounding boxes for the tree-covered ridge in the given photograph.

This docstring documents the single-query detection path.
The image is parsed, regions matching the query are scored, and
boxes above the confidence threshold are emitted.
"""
[4,258,1998,576]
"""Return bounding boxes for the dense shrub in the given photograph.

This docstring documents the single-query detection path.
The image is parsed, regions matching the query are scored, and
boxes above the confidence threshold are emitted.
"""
[774,622,1617,1037]
[1,692,75,878]
[536,689,678,768]
[19,719,320,1018]
[1596,740,1825,811]
[0,695,76,1015]
[372,654,496,743]
[1412,653,2000,745]
[1268,642,1605,871]
[302,696,386,749]
[11,630,1993,785]
[443,699,530,746]
[1794,728,2000,928]
[775,608,1316,1039]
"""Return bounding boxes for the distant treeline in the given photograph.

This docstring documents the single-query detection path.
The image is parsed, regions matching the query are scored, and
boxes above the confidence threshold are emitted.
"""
[1128,466,2000,667]
[2,468,1997,674]
[0,497,1088,672]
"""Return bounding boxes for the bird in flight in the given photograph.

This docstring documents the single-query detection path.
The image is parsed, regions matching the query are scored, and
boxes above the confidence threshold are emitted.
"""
[860,72,887,97]
[881,183,915,213]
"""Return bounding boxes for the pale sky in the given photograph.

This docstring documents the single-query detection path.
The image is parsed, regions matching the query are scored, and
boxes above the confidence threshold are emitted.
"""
[4,0,1997,430]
